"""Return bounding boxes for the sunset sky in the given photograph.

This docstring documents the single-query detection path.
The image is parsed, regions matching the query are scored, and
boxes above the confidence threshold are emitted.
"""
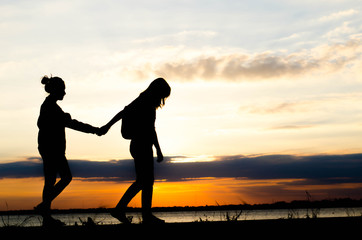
[1,0,362,210]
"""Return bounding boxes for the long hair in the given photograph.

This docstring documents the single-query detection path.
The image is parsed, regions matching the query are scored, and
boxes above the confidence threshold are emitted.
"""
[142,78,171,109]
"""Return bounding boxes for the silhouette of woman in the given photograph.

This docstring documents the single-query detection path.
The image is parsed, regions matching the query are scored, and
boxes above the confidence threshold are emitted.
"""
[35,75,100,226]
[100,78,171,224]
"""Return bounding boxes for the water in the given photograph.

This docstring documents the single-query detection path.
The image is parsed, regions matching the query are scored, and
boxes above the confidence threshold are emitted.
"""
[1,208,361,227]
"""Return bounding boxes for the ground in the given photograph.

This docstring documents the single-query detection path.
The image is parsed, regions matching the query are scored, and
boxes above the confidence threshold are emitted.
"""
[0,217,361,238]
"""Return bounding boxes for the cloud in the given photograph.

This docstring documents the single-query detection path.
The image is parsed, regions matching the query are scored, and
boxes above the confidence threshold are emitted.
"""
[0,158,43,179]
[0,157,137,181]
[324,21,356,40]
[133,30,218,44]
[1,154,362,187]
[152,38,362,81]
[241,101,312,115]
[318,9,359,22]
[266,125,315,131]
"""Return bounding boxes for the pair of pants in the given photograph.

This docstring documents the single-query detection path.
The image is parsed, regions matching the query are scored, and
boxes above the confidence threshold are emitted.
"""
[39,150,72,212]
[116,140,154,215]
[130,140,154,187]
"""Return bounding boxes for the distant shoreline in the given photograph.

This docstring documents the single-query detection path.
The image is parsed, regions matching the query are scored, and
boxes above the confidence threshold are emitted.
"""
[1,198,361,215]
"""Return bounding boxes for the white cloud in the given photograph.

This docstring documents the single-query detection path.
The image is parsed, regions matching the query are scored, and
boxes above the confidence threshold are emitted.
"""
[146,38,362,82]
[318,9,358,22]
[277,33,304,42]
[2,0,362,161]
[324,21,355,40]
[133,30,218,44]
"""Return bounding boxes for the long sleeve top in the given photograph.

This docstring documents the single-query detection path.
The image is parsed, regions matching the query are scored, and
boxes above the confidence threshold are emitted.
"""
[37,96,97,155]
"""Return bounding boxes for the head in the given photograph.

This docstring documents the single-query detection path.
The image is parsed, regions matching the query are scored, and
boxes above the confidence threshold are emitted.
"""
[143,78,171,109]
[41,75,66,101]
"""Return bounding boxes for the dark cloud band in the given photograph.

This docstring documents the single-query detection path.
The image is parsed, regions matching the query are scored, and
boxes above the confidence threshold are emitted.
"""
[1,154,362,186]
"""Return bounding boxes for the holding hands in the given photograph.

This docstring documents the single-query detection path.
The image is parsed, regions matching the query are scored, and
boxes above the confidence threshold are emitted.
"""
[96,125,111,136]
[95,109,123,137]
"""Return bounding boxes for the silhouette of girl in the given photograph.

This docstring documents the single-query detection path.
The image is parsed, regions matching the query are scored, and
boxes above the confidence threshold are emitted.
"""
[100,78,171,224]
[35,75,100,226]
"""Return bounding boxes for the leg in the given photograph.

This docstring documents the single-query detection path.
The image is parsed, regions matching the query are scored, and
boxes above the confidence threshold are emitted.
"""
[40,165,57,216]
[131,140,164,223]
[115,181,142,209]
[137,155,154,217]
[112,140,153,223]
[36,153,69,226]
[141,181,153,217]
[50,156,72,201]
[140,180,164,224]
[36,154,72,216]
[111,181,142,224]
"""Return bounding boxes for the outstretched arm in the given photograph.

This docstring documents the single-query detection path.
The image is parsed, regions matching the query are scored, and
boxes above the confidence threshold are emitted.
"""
[65,113,100,134]
[97,109,125,136]
[106,109,125,128]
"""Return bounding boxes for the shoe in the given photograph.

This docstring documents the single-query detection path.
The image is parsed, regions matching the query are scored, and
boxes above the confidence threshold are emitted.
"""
[34,203,50,217]
[110,209,131,224]
[42,216,65,227]
[142,214,165,224]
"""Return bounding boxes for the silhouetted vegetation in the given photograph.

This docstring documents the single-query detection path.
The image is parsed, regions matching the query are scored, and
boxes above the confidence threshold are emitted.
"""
[1,198,361,216]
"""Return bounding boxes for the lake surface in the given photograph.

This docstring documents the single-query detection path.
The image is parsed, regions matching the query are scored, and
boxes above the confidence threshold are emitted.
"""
[1,207,361,227]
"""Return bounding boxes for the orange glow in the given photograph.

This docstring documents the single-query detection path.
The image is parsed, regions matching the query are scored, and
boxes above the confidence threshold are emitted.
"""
[1,177,362,211]
[1,177,247,210]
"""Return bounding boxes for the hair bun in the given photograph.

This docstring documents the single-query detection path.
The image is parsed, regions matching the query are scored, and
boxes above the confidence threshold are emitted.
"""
[41,75,50,85]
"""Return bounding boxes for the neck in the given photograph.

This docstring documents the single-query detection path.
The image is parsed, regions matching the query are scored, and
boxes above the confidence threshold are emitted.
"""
[47,95,58,103]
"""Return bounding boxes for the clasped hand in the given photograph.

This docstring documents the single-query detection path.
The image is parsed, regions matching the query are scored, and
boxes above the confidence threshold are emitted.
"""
[96,125,110,136]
